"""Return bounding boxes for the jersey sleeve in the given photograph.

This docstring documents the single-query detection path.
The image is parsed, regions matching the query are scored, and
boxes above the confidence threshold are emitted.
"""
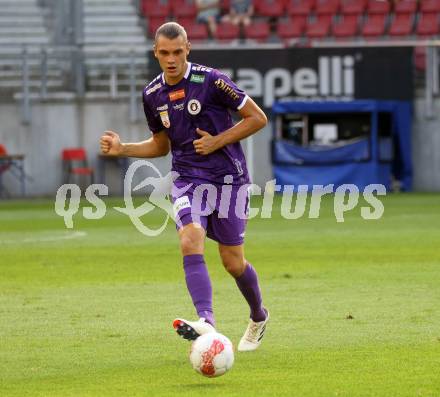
[210,69,249,112]
[142,90,164,134]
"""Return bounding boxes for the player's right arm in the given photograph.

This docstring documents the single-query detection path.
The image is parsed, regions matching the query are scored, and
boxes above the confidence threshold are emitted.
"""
[100,130,170,158]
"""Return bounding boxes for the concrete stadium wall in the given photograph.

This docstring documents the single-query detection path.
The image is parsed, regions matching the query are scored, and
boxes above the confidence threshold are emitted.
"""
[0,98,272,197]
[0,97,439,197]
[412,98,440,191]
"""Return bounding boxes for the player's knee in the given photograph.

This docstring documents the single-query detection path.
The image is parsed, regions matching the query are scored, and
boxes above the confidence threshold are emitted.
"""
[179,232,203,255]
[220,251,246,277]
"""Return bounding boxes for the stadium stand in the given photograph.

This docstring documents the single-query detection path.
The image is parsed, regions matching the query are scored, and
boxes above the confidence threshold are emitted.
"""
[214,21,241,41]
[367,0,390,14]
[276,16,307,40]
[286,0,315,16]
[420,0,440,13]
[306,15,332,38]
[417,12,440,37]
[138,0,439,43]
[361,13,387,38]
[82,0,149,93]
[315,0,340,16]
[172,0,198,19]
[388,12,415,37]
[340,0,367,16]
[394,0,418,14]
[0,0,62,97]
[244,20,271,41]
[255,0,286,18]
[184,22,210,41]
[332,14,359,38]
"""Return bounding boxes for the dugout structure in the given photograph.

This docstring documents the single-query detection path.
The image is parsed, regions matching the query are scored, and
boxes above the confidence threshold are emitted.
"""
[271,100,412,191]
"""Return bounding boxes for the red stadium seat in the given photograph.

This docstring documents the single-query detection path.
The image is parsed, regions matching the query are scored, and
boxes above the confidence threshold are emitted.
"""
[332,15,359,37]
[0,144,11,196]
[220,0,231,13]
[416,12,440,36]
[389,13,414,36]
[244,21,271,42]
[171,0,197,19]
[214,22,240,42]
[277,16,307,39]
[185,22,209,41]
[367,0,390,14]
[286,0,316,16]
[147,17,168,38]
[0,144,10,174]
[361,13,387,38]
[255,0,286,17]
[306,15,332,38]
[175,17,195,28]
[315,0,340,15]
[420,0,440,13]
[141,0,171,18]
[394,0,418,14]
[62,148,94,184]
[340,0,367,16]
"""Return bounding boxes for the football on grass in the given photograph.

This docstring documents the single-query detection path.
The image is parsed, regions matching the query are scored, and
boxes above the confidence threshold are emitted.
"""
[189,332,234,377]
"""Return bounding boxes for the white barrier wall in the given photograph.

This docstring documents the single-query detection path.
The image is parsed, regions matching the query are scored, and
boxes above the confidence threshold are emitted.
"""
[0,98,272,196]
[412,98,440,191]
[0,97,438,196]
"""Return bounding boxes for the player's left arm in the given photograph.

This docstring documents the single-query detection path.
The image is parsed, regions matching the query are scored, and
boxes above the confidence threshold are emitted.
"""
[193,97,267,155]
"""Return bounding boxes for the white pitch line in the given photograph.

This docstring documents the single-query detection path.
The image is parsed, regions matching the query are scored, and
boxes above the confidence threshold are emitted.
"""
[0,231,87,245]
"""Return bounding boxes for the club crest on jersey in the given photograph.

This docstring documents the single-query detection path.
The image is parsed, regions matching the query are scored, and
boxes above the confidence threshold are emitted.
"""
[169,89,185,101]
[159,110,170,128]
[187,99,201,115]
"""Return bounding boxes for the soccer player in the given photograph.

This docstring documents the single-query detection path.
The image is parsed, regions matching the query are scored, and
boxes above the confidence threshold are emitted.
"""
[100,22,269,351]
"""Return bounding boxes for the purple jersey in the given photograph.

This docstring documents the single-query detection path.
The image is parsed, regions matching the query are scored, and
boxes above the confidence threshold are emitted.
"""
[142,62,250,185]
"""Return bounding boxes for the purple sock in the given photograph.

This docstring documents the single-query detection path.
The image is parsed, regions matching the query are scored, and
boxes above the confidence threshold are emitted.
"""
[235,263,266,322]
[183,254,215,327]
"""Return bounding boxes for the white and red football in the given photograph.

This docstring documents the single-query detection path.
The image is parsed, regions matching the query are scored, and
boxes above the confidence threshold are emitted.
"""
[189,332,234,377]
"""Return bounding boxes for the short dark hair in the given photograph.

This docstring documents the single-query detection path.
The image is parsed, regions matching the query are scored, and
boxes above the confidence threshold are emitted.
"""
[155,22,188,43]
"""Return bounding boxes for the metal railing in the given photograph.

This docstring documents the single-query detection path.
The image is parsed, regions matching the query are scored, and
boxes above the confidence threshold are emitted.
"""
[17,44,147,124]
[13,40,440,124]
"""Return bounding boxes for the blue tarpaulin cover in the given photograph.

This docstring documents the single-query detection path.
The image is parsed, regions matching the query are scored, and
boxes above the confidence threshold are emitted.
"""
[271,100,412,191]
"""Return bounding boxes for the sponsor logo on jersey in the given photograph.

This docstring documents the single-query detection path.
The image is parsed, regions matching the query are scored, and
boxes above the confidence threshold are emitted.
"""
[190,74,205,83]
[173,195,191,216]
[187,99,202,115]
[157,104,168,111]
[146,83,162,95]
[192,66,212,73]
[233,159,244,176]
[173,103,184,111]
[159,110,170,128]
[169,89,185,101]
[214,78,240,100]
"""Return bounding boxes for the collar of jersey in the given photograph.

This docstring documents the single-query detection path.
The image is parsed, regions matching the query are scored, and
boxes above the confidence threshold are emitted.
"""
[161,62,192,86]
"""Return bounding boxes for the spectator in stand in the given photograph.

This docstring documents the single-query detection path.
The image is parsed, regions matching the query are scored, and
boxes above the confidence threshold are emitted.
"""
[196,0,221,37]
[222,0,253,27]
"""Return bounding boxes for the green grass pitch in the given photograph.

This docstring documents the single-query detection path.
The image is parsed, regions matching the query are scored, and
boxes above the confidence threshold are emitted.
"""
[1,193,439,397]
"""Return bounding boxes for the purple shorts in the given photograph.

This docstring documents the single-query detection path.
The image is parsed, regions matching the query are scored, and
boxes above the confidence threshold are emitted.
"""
[171,179,250,246]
